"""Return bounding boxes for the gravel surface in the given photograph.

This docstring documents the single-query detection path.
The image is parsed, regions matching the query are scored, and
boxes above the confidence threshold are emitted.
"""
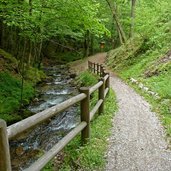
[105,76,171,171]
[69,52,171,171]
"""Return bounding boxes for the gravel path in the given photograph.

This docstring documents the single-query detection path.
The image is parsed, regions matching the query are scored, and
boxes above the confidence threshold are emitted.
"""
[105,75,171,171]
[69,52,171,171]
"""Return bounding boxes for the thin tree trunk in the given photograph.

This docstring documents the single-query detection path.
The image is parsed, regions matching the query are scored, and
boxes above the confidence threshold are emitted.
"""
[0,20,3,47]
[84,30,90,57]
[28,40,32,67]
[37,39,43,69]
[90,34,94,55]
[20,39,27,106]
[130,0,136,38]
[105,0,127,44]
[29,0,32,15]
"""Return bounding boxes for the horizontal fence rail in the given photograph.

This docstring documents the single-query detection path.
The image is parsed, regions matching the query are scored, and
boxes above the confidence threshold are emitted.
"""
[0,61,110,171]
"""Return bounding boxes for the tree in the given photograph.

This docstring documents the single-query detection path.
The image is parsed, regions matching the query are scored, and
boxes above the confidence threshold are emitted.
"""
[105,0,127,44]
[130,0,136,37]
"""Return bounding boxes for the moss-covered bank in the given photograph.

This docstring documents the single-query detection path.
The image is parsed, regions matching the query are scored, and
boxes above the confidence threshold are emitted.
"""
[0,48,46,125]
[107,16,171,141]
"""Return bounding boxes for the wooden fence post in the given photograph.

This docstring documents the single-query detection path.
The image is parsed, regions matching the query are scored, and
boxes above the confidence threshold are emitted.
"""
[98,78,105,114]
[100,65,103,77]
[97,64,99,76]
[91,63,93,72]
[94,63,96,74]
[106,73,110,89]
[0,119,11,171]
[79,87,90,144]
[88,61,90,70]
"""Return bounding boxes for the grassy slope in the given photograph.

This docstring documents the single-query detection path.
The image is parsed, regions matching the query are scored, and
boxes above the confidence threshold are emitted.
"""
[107,3,171,140]
[0,48,45,125]
[0,72,34,124]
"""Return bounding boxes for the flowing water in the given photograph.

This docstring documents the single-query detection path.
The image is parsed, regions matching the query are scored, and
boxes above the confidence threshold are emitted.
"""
[10,65,80,170]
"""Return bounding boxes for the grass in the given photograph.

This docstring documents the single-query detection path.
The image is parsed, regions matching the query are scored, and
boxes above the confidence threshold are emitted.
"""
[106,5,171,139]
[124,79,171,139]
[0,48,47,125]
[117,53,171,138]
[76,70,100,87]
[43,89,116,171]
[0,72,34,124]
[43,71,117,170]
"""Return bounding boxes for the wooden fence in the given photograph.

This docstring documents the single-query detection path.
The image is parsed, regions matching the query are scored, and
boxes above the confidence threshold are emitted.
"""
[0,61,110,171]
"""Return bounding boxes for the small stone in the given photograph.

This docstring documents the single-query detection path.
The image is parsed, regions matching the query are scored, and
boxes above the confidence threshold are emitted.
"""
[138,83,143,89]
[130,78,137,83]
[142,87,149,92]
[16,146,24,156]
[148,91,155,96]
[70,73,77,78]
[33,98,39,102]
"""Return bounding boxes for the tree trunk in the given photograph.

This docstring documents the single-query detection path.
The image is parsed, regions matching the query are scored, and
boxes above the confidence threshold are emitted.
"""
[29,0,32,15]
[84,30,90,57]
[37,40,43,69]
[0,20,3,47]
[90,34,94,55]
[105,0,127,44]
[20,39,27,106]
[130,0,136,38]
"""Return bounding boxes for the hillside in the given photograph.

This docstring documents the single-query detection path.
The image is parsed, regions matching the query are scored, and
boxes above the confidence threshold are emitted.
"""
[0,49,45,125]
[107,37,171,139]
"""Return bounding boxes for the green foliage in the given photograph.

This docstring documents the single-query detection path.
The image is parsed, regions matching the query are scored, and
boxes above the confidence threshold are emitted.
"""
[56,52,83,63]
[0,48,18,64]
[76,71,99,87]
[42,161,53,171]
[107,36,144,70]
[25,67,46,83]
[106,0,171,144]
[0,0,110,42]
[0,72,34,124]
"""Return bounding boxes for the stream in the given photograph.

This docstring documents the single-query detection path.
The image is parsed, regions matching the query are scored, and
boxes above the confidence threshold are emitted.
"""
[10,65,80,170]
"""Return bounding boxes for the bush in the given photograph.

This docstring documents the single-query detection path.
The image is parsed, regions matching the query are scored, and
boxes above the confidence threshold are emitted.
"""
[76,71,99,87]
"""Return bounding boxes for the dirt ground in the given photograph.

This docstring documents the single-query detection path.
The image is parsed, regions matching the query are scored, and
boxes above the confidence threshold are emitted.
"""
[70,53,171,171]
[69,52,106,74]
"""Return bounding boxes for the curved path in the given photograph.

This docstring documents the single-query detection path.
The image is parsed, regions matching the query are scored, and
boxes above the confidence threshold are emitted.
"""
[70,53,171,171]
[105,76,171,171]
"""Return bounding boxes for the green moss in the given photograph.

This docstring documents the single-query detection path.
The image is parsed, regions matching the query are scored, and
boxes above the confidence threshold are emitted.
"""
[0,72,34,124]
[0,48,18,64]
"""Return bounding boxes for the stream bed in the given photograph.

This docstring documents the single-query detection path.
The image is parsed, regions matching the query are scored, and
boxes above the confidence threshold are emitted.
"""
[10,65,80,170]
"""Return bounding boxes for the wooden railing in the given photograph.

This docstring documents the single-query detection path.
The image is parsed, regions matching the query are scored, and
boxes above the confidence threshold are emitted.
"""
[88,61,106,77]
[0,62,110,171]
